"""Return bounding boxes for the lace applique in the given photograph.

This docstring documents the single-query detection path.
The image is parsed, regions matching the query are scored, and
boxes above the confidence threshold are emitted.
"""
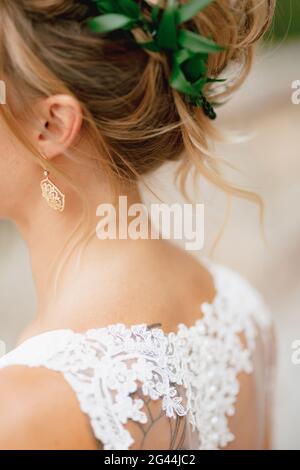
[0,263,272,450]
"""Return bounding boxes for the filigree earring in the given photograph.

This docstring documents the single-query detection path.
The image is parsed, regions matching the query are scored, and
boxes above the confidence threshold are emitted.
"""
[40,170,65,212]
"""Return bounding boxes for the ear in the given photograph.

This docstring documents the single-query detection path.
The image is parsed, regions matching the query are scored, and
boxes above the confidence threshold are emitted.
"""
[35,95,83,159]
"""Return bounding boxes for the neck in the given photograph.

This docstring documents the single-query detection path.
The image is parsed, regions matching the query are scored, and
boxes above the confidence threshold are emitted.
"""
[14,175,143,320]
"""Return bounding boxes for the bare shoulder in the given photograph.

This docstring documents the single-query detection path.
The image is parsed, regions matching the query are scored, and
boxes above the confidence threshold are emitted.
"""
[0,366,97,450]
[41,239,216,335]
[104,239,216,331]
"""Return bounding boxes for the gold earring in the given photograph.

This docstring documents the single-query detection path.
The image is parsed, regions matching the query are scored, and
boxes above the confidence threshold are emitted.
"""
[40,170,65,212]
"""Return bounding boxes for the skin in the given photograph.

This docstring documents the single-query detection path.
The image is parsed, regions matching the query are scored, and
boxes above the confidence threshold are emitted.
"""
[0,92,270,449]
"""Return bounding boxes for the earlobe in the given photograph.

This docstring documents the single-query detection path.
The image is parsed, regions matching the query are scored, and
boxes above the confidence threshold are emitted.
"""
[37,94,83,159]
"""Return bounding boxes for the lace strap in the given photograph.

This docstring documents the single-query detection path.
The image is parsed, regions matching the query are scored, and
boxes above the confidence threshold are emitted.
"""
[0,326,187,450]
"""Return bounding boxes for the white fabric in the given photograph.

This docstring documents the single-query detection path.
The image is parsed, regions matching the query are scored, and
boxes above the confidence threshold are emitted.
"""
[0,261,273,450]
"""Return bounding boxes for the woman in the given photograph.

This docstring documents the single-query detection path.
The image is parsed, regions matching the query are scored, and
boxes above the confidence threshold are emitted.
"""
[0,0,275,450]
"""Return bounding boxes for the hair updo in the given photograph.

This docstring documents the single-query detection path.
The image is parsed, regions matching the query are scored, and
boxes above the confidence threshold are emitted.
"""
[0,0,275,200]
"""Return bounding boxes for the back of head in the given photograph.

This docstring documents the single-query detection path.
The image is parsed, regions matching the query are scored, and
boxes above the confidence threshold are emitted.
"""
[0,0,275,197]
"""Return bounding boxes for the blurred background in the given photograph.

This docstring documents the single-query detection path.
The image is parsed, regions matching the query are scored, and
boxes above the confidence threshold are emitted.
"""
[0,0,299,449]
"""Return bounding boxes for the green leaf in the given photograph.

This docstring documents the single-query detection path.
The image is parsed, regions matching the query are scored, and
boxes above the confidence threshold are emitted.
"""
[181,54,207,82]
[157,1,179,50]
[178,0,213,24]
[170,61,199,96]
[117,0,141,19]
[87,14,134,33]
[139,40,161,52]
[151,5,161,25]
[95,0,121,14]
[178,29,223,53]
[192,75,208,93]
[207,77,226,83]
[173,48,194,65]
[170,51,207,97]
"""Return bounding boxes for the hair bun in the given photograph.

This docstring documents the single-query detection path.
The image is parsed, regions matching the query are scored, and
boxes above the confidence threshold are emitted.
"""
[1,0,276,205]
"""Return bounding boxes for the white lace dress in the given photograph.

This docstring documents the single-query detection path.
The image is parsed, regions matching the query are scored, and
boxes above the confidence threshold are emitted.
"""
[0,261,274,450]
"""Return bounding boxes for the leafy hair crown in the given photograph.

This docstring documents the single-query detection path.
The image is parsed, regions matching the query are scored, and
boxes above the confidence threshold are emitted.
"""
[86,0,224,120]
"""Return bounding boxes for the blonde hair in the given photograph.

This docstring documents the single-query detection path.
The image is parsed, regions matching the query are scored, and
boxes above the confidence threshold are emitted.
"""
[0,0,275,203]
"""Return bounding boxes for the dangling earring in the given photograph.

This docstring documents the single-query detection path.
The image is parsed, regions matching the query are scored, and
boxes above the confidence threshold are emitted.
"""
[40,170,65,212]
